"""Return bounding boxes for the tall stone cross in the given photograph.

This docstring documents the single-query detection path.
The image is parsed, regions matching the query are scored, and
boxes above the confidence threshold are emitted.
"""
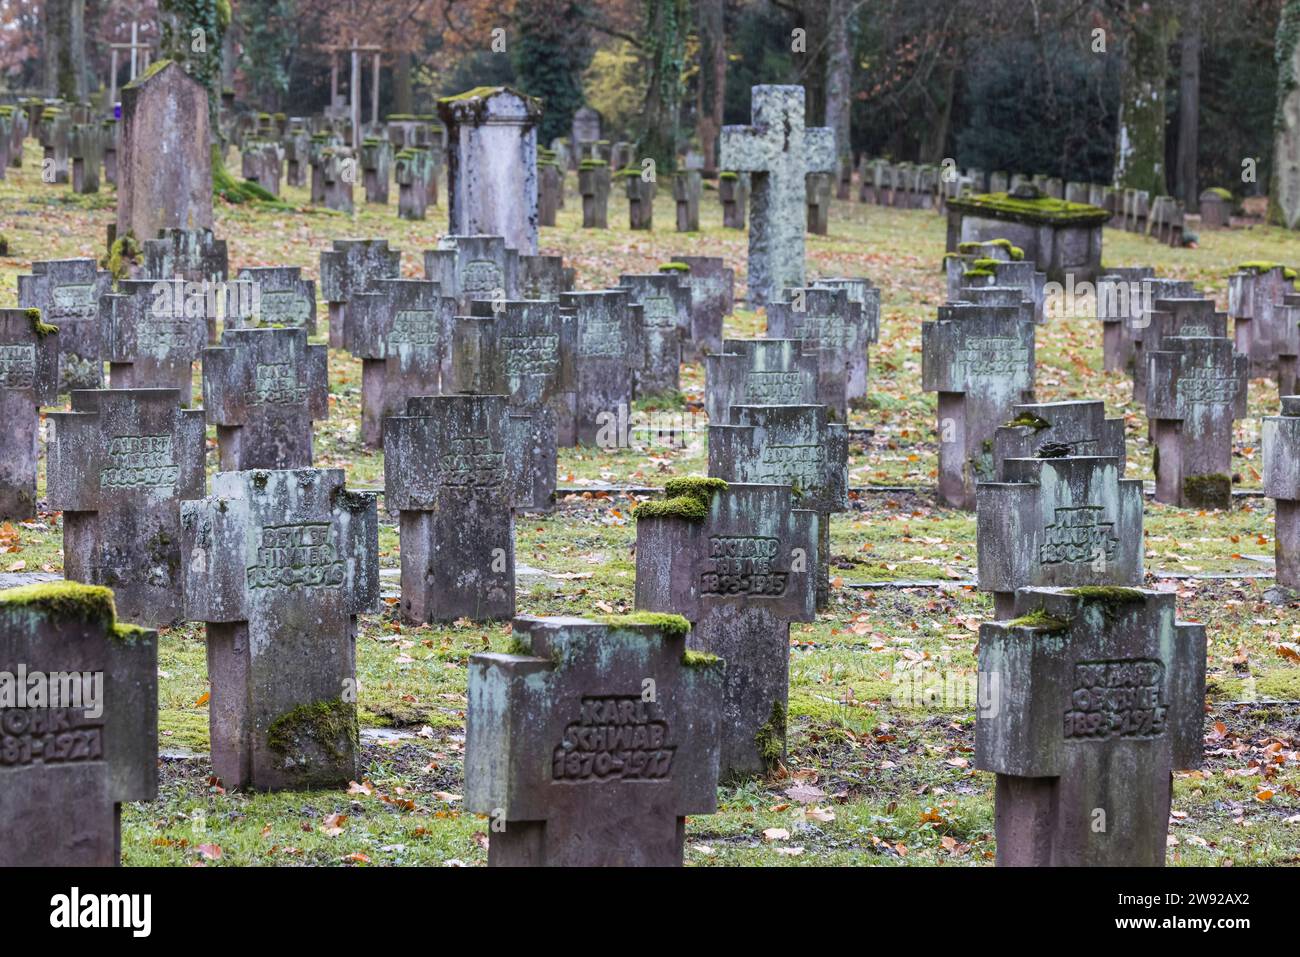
[181,469,378,791]
[977,587,1205,866]
[466,614,724,866]
[720,86,834,304]
[202,327,329,471]
[634,479,817,779]
[0,581,158,866]
[0,309,59,519]
[47,388,207,628]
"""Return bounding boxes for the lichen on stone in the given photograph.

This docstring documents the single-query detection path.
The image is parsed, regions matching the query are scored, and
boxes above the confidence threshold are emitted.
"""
[1064,586,1146,604]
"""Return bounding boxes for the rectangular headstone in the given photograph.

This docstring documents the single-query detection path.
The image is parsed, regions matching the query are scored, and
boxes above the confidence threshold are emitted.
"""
[617,273,691,397]
[765,286,867,419]
[578,160,611,228]
[1095,268,1159,372]
[17,259,111,391]
[320,238,402,350]
[992,400,1126,479]
[423,234,519,313]
[101,279,207,405]
[668,256,734,361]
[561,290,640,446]
[1263,395,1300,589]
[704,338,818,425]
[226,266,317,335]
[181,469,378,791]
[0,310,59,518]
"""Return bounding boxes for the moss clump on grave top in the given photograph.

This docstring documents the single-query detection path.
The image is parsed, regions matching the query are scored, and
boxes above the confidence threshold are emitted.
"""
[635,477,728,522]
[386,113,417,121]
[1204,187,1233,201]
[267,698,358,762]
[948,191,1110,227]
[1006,412,1051,430]
[658,262,690,273]
[107,232,140,281]
[1236,261,1297,280]
[579,159,607,169]
[1064,586,1146,604]
[754,699,786,773]
[123,57,174,91]
[0,581,117,629]
[720,171,739,181]
[963,268,994,279]
[1183,472,1232,508]
[597,612,692,640]
[970,257,1003,270]
[1006,607,1070,632]
[27,308,57,337]
[682,649,721,668]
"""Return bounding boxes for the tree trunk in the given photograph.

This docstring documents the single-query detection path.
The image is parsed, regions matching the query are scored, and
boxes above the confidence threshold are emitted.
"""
[1272,0,1300,228]
[1114,7,1173,195]
[394,49,413,115]
[45,0,88,101]
[923,59,957,163]
[1176,1,1201,211]
[638,0,686,173]
[695,0,725,174]
[825,0,853,168]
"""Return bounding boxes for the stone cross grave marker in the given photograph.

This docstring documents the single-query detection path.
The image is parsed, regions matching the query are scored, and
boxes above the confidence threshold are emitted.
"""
[538,149,562,226]
[977,455,1143,618]
[117,61,212,242]
[0,310,58,519]
[812,276,881,350]
[1131,295,1226,404]
[17,258,111,390]
[203,327,328,471]
[922,301,1037,509]
[320,238,402,350]
[719,171,748,229]
[561,290,640,446]
[69,121,102,194]
[47,388,206,628]
[225,266,317,335]
[579,159,611,228]
[1146,336,1247,509]
[395,146,435,220]
[359,136,391,204]
[667,255,734,362]
[423,234,518,313]
[992,400,1127,480]
[766,286,867,419]
[720,86,835,304]
[1095,267,1157,372]
[634,479,817,778]
[618,272,691,397]
[519,255,575,300]
[959,260,1047,324]
[976,587,1205,866]
[466,613,723,866]
[624,170,656,229]
[704,338,818,425]
[1229,262,1296,379]
[438,87,542,256]
[1263,395,1300,590]
[241,140,284,197]
[384,394,520,623]
[321,146,355,213]
[709,405,848,610]
[345,278,453,448]
[181,468,378,791]
[100,279,207,406]
[674,169,701,232]
[0,581,158,866]
[806,170,832,234]
[139,227,231,344]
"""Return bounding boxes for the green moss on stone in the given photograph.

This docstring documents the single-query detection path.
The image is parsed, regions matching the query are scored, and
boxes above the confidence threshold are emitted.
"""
[1183,472,1232,509]
[124,58,174,91]
[27,308,57,337]
[1236,261,1297,281]
[0,581,118,629]
[266,698,358,762]
[635,477,728,521]
[597,611,692,640]
[1006,412,1051,430]
[107,232,140,281]
[754,699,787,772]
[963,268,994,279]
[682,649,720,668]
[658,262,690,272]
[719,171,738,181]
[1007,607,1070,631]
[948,191,1109,227]
[1064,586,1146,604]
[1205,187,1233,201]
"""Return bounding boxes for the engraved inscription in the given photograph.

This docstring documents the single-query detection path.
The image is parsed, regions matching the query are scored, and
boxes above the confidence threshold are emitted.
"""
[386,310,440,347]
[1064,658,1167,740]
[246,522,345,589]
[503,335,559,377]
[462,259,503,294]
[100,435,178,488]
[700,535,788,596]
[1176,364,1237,406]
[438,436,504,488]
[247,363,307,405]
[578,318,623,358]
[0,344,36,388]
[754,443,825,492]
[260,290,311,327]
[50,283,97,321]
[642,296,678,329]
[956,336,1029,378]
[743,370,804,403]
[552,695,674,782]
[1040,506,1118,566]
[0,708,104,766]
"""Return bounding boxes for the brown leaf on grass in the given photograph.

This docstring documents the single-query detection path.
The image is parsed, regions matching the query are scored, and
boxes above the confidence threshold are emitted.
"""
[197,843,222,860]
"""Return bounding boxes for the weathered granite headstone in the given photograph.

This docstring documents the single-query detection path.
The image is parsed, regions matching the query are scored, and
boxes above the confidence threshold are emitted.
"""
[1146,195,1185,246]
[1263,395,1300,590]
[624,170,656,229]
[307,132,339,204]
[666,256,733,362]
[203,327,328,471]
[438,87,543,255]
[1199,188,1232,229]
[978,455,1143,618]
[321,146,355,213]
[423,234,518,313]
[719,171,748,229]
[345,278,453,447]
[765,286,867,418]
[992,400,1126,479]
[811,276,882,359]
[138,227,232,341]
[538,149,562,227]
[37,106,70,184]
[578,159,610,228]
[959,259,1047,324]
[0,310,58,519]
[571,106,602,155]
[241,140,284,197]
[704,338,819,425]
[0,581,158,866]
[359,136,391,204]
[466,613,723,866]
[17,259,111,391]
[709,405,848,609]
[518,255,575,300]
[559,290,640,446]
[720,86,835,303]
[384,394,519,622]
[617,273,691,396]
[1276,293,1300,397]
[395,146,435,220]
[976,587,1205,866]
[1131,296,1227,403]
[634,479,816,778]
[48,388,206,628]
[1228,262,1296,378]
[806,170,832,235]
[100,279,207,404]
[1095,267,1159,373]
[320,238,402,349]
[69,122,102,194]
[283,118,311,186]
[673,169,701,232]
[457,299,579,448]
[225,265,317,335]
[922,301,1037,509]
[1146,336,1248,509]
[117,61,212,243]
[181,469,377,791]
